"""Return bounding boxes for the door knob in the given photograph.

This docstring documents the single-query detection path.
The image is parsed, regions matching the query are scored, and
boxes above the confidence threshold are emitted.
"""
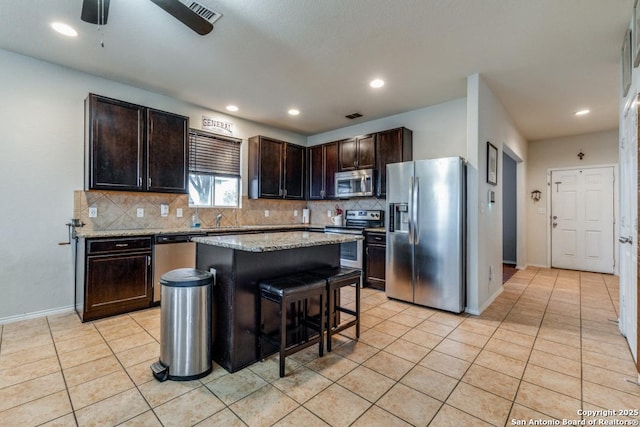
[552,222,558,228]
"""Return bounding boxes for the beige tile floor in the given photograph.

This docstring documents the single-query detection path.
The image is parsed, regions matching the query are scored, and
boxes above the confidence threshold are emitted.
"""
[1,267,639,426]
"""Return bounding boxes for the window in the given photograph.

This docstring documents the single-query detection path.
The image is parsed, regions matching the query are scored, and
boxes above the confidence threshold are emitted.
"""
[188,129,242,207]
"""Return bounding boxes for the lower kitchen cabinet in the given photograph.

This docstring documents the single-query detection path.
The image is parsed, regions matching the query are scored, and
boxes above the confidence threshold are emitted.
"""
[76,237,153,321]
[365,231,386,290]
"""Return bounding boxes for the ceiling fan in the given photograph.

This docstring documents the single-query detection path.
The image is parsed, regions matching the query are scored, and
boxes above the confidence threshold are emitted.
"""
[81,0,222,35]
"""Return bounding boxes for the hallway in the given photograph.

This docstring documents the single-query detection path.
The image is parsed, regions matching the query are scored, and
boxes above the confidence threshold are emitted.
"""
[0,267,638,426]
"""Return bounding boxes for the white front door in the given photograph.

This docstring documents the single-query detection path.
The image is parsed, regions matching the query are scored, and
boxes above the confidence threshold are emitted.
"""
[550,167,615,274]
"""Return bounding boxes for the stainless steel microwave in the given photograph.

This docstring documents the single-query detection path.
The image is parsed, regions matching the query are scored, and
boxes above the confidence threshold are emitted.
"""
[335,169,374,198]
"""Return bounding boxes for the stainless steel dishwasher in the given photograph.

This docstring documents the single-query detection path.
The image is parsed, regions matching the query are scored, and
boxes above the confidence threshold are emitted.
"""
[153,233,203,303]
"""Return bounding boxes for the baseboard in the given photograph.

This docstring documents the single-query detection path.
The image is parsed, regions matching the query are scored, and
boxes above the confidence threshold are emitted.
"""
[465,286,503,316]
[524,263,549,269]
[0,305,75,325]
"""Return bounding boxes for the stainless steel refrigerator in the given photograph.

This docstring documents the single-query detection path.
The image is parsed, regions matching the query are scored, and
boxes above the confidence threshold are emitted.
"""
[386,157,466,313]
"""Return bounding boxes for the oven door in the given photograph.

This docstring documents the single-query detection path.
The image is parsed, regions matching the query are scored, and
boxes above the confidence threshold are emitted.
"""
[339,238,363,269]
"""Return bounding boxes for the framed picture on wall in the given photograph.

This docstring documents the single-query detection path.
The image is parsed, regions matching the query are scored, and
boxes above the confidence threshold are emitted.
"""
[622,28,632,97]
[487,141,498,186]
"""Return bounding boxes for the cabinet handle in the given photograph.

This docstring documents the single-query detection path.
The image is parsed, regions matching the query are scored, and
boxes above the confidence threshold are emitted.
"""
[283,188,287,197]
[138,177,142,187]
[148,178,151,188]
[366,247,369,255]
[147,255,151,266]
[115,243,129,247]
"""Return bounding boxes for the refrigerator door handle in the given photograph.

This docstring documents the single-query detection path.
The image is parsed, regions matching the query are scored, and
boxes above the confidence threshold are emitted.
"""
[414,177,420,244]
[408,176,414,244]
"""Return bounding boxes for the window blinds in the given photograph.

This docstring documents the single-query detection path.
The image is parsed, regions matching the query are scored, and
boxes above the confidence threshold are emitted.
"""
[189,129,242,176]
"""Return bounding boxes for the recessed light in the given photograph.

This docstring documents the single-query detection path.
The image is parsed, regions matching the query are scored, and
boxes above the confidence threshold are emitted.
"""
[51,22,78,37]
[226,105,238,112]
[370,79,385,88]
[575,109,590,116]
[288,109,300,116]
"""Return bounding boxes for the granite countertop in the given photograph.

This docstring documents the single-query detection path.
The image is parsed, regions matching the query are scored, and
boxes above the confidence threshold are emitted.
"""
[192,231,363,252]
[365,227,386,233]
[75,224,318,238]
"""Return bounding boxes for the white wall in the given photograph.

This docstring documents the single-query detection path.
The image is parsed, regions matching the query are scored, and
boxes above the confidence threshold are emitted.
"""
[466,74,528,315]
[0,49,305,322]
[526,129,619,267]
[307,98,467,159]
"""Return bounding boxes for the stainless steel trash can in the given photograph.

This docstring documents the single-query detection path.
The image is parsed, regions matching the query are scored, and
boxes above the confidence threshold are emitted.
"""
[151,268,212,381]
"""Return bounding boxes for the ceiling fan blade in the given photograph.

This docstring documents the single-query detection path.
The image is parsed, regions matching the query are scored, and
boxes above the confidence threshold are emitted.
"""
[149,0,214,35]
[81,0,110,25]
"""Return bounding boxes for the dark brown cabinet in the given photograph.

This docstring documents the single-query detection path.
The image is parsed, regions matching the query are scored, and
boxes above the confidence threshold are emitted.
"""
[85,94,188,193]
[76,237,153,322]
[338,134,375,171]
[248,135,305,199]
[147,108,189,193]
[375,127,413,198]
[308,141,338,199]
[365,231,386,290]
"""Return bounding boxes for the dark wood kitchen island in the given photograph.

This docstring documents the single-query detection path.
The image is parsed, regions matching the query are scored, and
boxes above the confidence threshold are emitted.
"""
[192,231,363,373]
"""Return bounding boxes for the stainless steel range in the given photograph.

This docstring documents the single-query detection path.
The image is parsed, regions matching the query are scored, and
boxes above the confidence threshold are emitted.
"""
[325,209,384,272]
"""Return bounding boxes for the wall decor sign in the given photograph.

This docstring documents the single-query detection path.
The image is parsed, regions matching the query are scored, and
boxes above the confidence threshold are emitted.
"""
[487,141,498,186]
[202,116,233,135]
[622,28,632,97]
[634,0,640,67]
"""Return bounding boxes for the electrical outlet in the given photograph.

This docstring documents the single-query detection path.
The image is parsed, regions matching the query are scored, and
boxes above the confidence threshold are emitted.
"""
[327,210,332,217]
[160,204,169,217]
[88,207,97,218]
[264,210,270,217]
[294,210,298,217]
[176,208,183,218]
[137,208,144,218]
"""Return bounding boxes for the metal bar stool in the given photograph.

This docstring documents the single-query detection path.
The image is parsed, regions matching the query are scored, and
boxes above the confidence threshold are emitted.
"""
[310,267,361,352]
[258,272,326,377]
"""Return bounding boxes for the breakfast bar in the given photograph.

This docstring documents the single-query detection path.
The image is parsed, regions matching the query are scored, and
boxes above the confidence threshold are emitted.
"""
[192,231,363,373]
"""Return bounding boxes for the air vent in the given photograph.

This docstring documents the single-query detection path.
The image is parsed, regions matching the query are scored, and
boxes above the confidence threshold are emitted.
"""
[177,0,222,24]
[345,112,363,119]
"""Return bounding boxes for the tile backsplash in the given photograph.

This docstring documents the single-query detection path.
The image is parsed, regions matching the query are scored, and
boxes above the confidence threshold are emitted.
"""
[74,190,385,230]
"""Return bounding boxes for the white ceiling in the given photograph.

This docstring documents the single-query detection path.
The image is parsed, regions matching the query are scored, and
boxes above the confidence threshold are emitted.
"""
[0,0,632,140]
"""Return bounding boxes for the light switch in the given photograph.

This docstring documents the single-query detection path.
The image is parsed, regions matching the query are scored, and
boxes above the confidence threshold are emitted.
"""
[537,207,546,214]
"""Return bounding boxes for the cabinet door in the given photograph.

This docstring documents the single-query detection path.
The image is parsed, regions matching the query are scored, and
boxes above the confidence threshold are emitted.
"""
[338,138,358,171]
[87,95,145,191]
[324,142,338,198]
[375,128,413,198]
[356,134,376,170]
[259,137,284,198]
[85,253,151,321]
[147,109,188,193]
[284,143,305,199]
[308,145,324,200]
[366,244,386,290]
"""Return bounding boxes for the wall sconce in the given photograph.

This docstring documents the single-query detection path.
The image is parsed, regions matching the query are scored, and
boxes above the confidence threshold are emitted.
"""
[531,190,542,202]
[577,150,585,160]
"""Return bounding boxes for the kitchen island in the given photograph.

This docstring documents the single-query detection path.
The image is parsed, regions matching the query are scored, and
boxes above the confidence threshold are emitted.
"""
[192,231,363,373]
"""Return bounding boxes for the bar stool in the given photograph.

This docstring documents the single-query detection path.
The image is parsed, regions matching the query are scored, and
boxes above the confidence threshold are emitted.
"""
[310,267,361,352]
[258,272,326,377]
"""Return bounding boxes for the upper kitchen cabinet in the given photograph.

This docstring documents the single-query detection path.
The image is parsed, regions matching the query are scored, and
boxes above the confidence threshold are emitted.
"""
[338,134,375,171]
[375,127,413,198]
[248,135,305,199]
[308,141,338,200]
[85,94,188,194]
[146,108,189,193]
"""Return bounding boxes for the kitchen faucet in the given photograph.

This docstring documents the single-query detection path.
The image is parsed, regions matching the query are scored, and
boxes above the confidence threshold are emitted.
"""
[216,213,222,228]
